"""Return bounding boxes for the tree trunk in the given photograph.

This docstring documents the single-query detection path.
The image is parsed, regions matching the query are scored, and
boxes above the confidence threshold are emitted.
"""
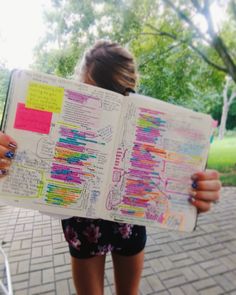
[218,103,229,140]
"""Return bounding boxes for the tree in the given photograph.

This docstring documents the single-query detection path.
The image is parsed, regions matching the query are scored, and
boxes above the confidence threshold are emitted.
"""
[159,0,236,83]
[33,0,235,132]
[0,63,10,118]
[219,76,236,139]
[145,0,236,138]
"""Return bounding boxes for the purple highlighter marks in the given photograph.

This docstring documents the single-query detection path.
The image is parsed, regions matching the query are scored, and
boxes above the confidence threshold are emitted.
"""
[66,90,99,103]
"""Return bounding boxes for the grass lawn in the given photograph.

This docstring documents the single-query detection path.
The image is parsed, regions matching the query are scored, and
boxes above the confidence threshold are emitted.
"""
[207,136,236,186]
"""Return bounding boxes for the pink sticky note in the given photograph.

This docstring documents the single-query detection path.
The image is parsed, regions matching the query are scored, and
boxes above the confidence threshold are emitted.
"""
[14,103,52,134]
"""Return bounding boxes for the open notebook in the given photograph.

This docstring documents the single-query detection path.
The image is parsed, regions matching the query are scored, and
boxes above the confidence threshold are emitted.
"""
[0,70,215,232]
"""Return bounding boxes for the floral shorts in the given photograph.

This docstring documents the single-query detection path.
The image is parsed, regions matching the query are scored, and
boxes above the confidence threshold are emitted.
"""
[61,217,147,258]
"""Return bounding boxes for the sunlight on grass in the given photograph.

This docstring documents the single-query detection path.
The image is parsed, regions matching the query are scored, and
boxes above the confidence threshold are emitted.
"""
[207,137,236,186]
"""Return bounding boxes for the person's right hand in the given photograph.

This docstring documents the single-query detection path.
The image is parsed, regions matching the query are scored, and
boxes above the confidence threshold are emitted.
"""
[0,132,17,178]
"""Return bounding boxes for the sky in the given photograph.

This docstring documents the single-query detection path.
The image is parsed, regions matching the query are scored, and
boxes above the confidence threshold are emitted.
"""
[0,1,227,70]
[0,0,50,69]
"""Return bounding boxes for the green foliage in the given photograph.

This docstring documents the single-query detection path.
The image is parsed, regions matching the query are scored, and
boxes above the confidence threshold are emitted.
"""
[32,0,236,129]
[207,136,236,186]
[0,64,10,117]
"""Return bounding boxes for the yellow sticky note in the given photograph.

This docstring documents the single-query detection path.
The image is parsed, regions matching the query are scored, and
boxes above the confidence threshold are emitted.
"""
[26,82,64,113]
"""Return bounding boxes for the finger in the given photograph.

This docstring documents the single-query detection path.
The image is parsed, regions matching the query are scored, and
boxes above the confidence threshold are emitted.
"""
[191,170,220,181]
[0,132,17,150]
[189,189,220,202]
[0,158,11,169]
[193,180,222,191]
[189,198,211,213]
[0,169,8,178]
[0,145,16,160]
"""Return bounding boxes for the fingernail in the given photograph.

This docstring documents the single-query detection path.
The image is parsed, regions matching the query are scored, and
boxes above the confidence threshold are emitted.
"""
[188,189,197,197]
[0,158,9,164]
[0,169,8,175]
[188,196,195,203]
[192,181,198,189]
[191,174,198,181]
[5,151,15,159]
[8,142,17,149]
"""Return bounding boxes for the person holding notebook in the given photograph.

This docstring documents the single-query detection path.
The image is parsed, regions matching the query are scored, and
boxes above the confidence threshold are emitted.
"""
[0,40,221,295]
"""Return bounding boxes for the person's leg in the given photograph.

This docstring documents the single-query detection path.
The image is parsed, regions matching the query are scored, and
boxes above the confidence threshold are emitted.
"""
[71,255,106,295]
[111,250,145,295]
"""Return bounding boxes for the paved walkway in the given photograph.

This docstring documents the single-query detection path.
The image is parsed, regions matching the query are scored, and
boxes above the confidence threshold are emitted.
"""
[0,187,236,295]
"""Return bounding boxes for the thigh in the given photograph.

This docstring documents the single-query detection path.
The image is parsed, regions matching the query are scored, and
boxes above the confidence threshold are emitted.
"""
[71,255,106,295]
[112,250,145,295]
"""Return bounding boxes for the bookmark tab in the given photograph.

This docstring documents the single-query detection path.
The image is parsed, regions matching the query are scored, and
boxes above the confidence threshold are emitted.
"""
[26,82,64,113]
[14,103,52,134]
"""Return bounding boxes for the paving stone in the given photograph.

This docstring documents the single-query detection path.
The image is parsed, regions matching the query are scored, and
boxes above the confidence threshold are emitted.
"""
[200,259,220,270]
[139,277,153,294]
[169,287,185,295]
[0,187,235,294]
[18,260,30,273]
[43,268,55,284]
[104,285,113,295]
[28,283,55,295]
[181,284,199,295]
[199,286,225,295]
[192,278,217,290]
[13,280,29,291]
[14,289,29,295]
[10,240,21,251]
[181,267,197,281]
[30,261,53,271]
[53,254,65,267]
[191,264,209,279]
[159,269,181,281]
[213,274,236,292]
[142,266,155,276]
[169,252,189,262]
[207,264,229,275]
[163,275,187,289]
[12,273,29,283]
[31,246,42,258]
[68,278,76,295]
[31,256,52,265]
[29,270,42,287]
[54,264,71,273]
[174,258,194,268]
[43,245,53,256]
[55,271,72,281]
[21,239,32,249]
[146,274,165,292]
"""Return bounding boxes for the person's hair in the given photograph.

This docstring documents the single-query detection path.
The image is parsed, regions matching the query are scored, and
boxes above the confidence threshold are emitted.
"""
[75,40,137,95]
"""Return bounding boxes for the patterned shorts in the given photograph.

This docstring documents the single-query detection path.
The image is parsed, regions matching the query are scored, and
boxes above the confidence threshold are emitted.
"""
[61,217,147,259]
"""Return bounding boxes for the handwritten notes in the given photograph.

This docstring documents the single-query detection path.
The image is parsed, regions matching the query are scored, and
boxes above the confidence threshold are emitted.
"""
[26,82,64,113]
[14,103,52,134]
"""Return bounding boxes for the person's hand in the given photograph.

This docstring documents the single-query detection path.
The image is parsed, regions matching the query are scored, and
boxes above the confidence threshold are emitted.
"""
[0,132,17,178]
[189,169,221,213]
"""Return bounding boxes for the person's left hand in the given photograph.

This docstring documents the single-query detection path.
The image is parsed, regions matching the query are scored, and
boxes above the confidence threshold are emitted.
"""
[189,169,221,213]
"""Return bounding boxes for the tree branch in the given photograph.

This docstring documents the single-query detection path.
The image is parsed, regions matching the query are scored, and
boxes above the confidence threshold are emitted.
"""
[195,0,236,83]
[162,0,210,43]
[144,25,228,73]
[190,0,203,13]
[223,76,230,104]
[230,0,236,21]
[163,0,236,83]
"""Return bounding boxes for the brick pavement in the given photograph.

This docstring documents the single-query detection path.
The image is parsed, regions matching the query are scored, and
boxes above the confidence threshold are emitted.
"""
[0,187,235,295]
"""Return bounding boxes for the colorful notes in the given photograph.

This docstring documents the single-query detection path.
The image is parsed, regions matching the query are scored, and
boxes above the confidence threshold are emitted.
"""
[26,82,64,113]
[14,103,52,134]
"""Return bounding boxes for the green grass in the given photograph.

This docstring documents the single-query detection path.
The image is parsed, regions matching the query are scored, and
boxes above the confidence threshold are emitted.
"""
[207,136,236,186]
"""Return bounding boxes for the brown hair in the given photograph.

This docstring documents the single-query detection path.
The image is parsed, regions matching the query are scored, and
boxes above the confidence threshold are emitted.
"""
[76,40,137,95]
